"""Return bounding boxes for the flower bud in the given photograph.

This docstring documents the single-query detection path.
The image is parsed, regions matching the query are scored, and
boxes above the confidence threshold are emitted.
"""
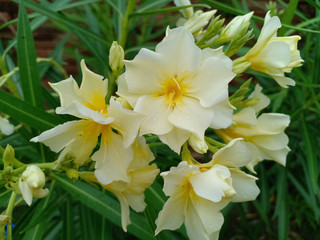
[188,135,208,154]
[109,41,124,73]
[0,117,14,136]
[3,145,14,168]
[217,12,253,44]
[183,10,216,34]
[173,0,193,19]
[19,165,49,206]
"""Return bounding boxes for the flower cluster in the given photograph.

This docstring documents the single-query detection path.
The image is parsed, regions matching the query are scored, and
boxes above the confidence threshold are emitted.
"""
[25,3,302,239]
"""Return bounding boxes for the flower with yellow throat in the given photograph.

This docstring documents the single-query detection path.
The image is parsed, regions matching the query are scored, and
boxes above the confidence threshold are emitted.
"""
[117,27,236,153]
[241,11,303,87]
[31,60,145,185]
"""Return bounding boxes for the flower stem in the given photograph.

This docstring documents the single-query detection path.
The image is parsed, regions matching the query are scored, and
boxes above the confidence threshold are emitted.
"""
[5,191,17,240]
[119,0,137,48]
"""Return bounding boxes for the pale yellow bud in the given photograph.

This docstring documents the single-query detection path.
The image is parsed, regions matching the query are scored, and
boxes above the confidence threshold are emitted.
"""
[109,41,124,72]
[188,135,208,154]
[19,165,49,206]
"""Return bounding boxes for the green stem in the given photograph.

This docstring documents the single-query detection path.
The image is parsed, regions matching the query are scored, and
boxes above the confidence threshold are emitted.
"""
[119,0,137,48]
[5,191,17,240]
[106,72,118,104]
[0,58,19,98]
[205,136,226,148]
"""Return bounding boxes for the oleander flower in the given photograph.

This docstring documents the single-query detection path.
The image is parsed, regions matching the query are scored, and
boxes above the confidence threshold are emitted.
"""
[0,116,14,136]
[217,85,290,171]
[31,60,145,185]
[117,27,235,153]
[19,165,49,206]
[242,11,303,87]
[155,139,259,239]
[82,137,159,231]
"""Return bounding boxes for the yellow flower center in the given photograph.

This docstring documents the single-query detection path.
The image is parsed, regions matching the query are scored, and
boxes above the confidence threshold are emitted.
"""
[155,75,189,107]
[84,93,108,116]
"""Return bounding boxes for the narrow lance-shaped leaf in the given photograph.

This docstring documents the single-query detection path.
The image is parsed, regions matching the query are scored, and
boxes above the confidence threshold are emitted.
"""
[17,0,44,109]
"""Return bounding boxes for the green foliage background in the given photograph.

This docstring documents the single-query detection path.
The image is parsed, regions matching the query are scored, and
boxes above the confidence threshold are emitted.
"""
[0,0,319,239]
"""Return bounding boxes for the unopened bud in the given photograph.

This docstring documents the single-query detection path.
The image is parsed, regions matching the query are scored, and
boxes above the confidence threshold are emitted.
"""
[66,168,79,181]
[174,0,193,19]
[0,117,14,136]
[183,10,216,34]
[232,57,251,75]
[188,135,208,154]
[219,12,253,43]
[3,145,14,168]
[109,41,124,73]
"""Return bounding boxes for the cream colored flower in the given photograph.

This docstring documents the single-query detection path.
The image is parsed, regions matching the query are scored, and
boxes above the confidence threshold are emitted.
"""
[19,165,49,206]
[117,27,235,153]
[155,139,259,239]
[83,137,159,232]
[0,116,14,135]
[31,60,145,185]
[242,11,303,87]
[217,85,290,170]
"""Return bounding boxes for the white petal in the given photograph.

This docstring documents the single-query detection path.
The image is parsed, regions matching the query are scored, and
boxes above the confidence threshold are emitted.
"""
[156,27,201,77]
[258,146,290,166]
[30,121,82,152]
[233,108,257,127]
[128,164,159,194]
[190,193,228,235]
[32,188,49,198]
[108,97,145,148]
[124,48,165,94]
[252,133,289,150]
[168,97,213,139]
[79,60,108,100]
[159,127,191,154]
[116,74,140,108]
[213,139,253,168]
[247,15,281,58]
[271,74,295,87]
[190,48,235,107]
[210,99,234,129]
[124,193,146,212]
[249,84,270,113]
[19,179,33,206]
[0,117,14,135]
[49,77,82,112]
[73,101,114,124]
[230,169,260,202]
[162,161,199,196]
[113,192,130,232]
[93,131,133,185]
[134,95,173,136]
[155,187,187,235]
[257,113,290,133]
[190,164,234,202]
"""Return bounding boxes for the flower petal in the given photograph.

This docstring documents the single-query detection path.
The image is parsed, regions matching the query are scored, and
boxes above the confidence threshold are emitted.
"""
[19,179,33,206]
[93,131,133,185]
[168,97,213,139]
[108,97,145,148]
[230,168,260,202]
[155,187,187,235]
[113,192,131,232]
[159,127,191,153]
[135,95,173,136]
[155,27,201,77]
[124,48,165,94]
[210,98,234,129]
[30,121,82,152]
[73,101,114,124]
[213,139,253,168]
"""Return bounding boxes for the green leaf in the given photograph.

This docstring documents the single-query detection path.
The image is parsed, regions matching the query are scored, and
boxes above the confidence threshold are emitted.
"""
[52,173,154,240]
[13,0,107,44]
[0,89,64,131]
[17,1,44,108]
[278,0,299,36]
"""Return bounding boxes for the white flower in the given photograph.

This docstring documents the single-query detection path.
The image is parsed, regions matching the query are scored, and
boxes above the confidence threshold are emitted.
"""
[155,139,259,239]
[117,27,235,153]
[31,60,145,185]
[217,86,290,170]
[0,117,14,135]
[19,165,49,206]
[243,11,303,87]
